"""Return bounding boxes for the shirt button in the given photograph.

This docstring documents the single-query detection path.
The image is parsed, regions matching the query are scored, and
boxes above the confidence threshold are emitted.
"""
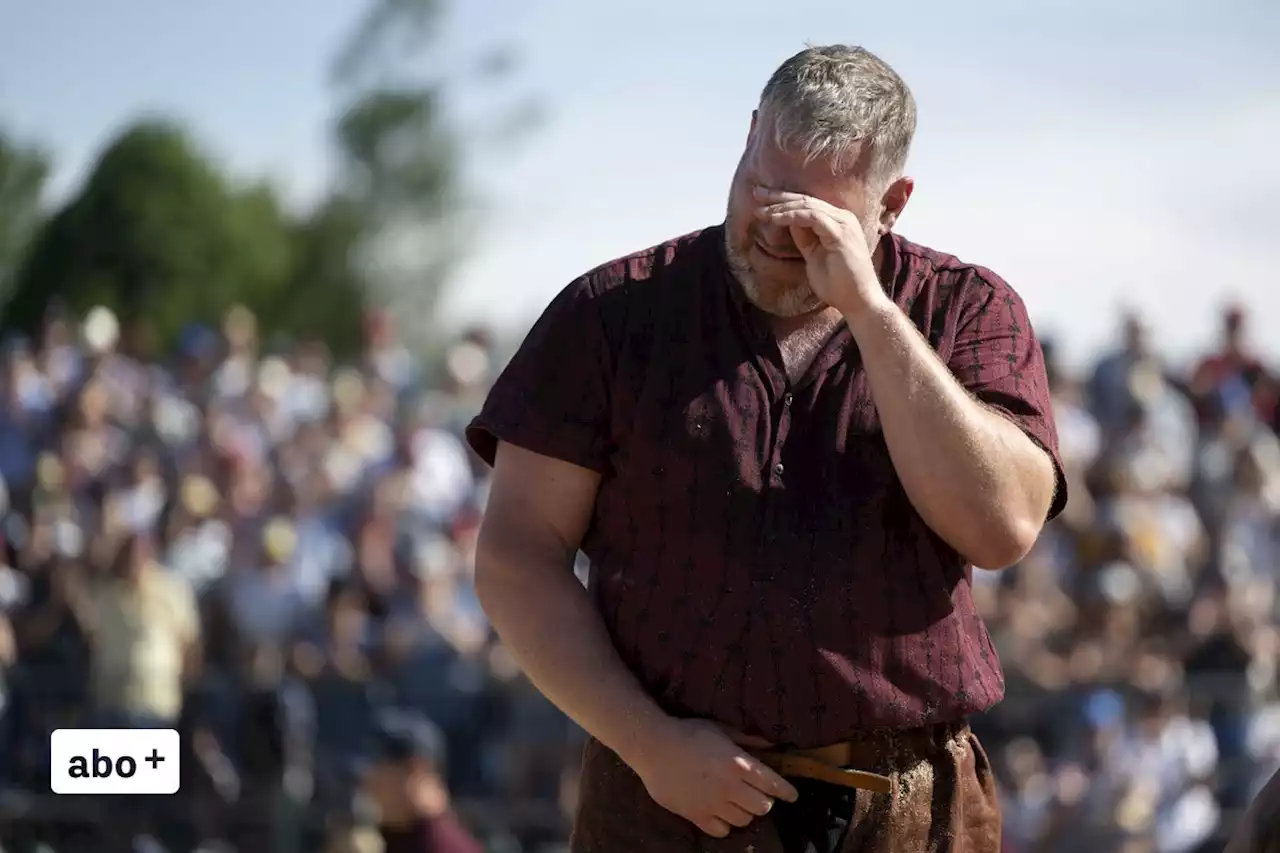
[773,463,785,476]
[783,393,794,407]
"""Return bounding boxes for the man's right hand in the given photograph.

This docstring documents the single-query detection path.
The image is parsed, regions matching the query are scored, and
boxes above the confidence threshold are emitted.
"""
[629,718,800,838]
[478,443,799,837]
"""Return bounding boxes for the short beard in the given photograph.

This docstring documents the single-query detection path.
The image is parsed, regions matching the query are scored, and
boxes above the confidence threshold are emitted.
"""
[723,231,821,319]
[724,217,883,319]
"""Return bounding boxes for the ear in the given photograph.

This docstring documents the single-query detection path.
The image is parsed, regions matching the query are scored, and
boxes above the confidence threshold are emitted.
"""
[748,110,759,139]
[877,176,914,233]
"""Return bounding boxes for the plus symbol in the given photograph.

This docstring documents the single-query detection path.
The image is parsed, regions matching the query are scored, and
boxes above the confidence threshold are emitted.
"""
[145,749,165,770]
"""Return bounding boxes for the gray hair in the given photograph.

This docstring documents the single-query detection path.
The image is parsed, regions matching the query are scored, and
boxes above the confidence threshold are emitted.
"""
[758,45,917,186]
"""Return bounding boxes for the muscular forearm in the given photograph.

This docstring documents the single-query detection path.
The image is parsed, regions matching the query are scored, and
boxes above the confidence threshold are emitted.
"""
[845,298,1055,568]
[474,529,676,769]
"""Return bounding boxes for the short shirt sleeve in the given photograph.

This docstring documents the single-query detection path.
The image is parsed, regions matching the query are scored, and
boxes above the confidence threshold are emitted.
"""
[466,276,612,473]
[948,276,1068,521]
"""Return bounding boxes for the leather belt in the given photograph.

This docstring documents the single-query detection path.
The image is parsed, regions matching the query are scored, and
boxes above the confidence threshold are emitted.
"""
[753,742,892,795]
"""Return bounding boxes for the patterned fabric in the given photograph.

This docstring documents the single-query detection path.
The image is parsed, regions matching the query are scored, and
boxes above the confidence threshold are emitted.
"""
[569,723,1000,853]
[467,225,1065,746]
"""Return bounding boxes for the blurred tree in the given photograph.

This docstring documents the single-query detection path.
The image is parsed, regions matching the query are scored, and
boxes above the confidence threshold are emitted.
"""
[322,0,539,349]
[2,0,536,355]
[2,120,365,350]
[0,128,50,310]
[266,194,369,356]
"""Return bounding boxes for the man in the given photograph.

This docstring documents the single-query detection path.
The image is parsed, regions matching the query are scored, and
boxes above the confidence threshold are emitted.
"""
[1191,304,1276,427]
[85,532,201,852]
[468,45,1064,852]
[361,710,484,853]
[88,532,200,728]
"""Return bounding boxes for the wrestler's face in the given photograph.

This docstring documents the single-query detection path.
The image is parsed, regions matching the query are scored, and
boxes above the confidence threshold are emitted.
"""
[724,111,909,317]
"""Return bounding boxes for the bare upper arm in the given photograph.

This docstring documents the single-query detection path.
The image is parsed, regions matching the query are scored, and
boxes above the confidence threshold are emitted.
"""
[478,441,602,571]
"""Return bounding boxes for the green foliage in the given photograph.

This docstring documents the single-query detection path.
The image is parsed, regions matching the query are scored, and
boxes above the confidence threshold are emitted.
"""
[336,88,458,222]
[1,119,364,351]
[323,0,539,347]
[331,0,443,92]
[323,0,466,341]
[263,194,368,355]
[0,129,50,306]
[0,0,537,355]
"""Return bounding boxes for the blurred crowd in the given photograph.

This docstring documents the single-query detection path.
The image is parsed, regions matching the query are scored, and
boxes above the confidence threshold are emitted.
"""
[0,305,581,853]
[978,306,1280,853]
[1,299,1279,853]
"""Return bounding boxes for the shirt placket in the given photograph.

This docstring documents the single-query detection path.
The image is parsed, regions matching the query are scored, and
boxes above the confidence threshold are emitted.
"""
[753,371,797,743]
[760,386,794,556]
[734,299,799,560]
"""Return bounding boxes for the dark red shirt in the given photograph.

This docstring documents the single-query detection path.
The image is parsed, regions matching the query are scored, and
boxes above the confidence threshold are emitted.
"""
[467,225,1065,747]
[381,812,484,853]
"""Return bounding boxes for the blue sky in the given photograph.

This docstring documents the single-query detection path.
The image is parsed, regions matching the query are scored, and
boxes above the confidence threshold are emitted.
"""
[1,0,1277,368]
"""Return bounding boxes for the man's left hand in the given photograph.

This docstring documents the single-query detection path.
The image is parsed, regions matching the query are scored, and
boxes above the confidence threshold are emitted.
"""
[753,186,886,317]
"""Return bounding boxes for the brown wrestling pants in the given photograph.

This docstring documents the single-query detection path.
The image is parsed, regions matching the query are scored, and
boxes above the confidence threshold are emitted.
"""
[570,721,1000,853]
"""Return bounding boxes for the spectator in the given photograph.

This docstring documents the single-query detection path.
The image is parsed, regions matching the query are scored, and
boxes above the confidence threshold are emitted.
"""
[0,299,1275,851]
[363,710,483,853]
[1191,305,1276,428]
[88,532,200,728]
